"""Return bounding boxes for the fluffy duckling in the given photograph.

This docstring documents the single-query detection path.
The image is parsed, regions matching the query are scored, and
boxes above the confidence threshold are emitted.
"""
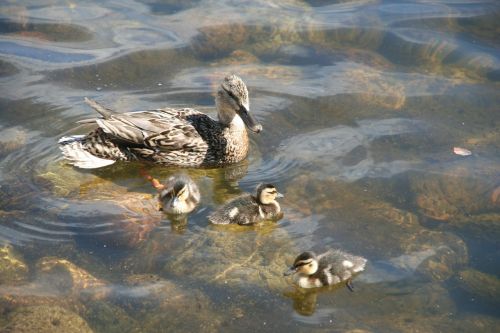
[156,174,200,215]
[284,250,367,290]
[208,183,283,225]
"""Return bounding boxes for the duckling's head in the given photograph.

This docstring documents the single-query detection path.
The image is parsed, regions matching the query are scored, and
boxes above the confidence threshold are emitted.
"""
[256,183,284,205]
[284,251,319,276]
[215,74,262,133]
[158,177,199,215]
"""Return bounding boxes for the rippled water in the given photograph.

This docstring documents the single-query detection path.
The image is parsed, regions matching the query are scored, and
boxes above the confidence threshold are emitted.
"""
[1,0,499,332]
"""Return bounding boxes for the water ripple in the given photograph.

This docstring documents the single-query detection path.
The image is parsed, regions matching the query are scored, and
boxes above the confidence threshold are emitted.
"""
[264,118,427,181]
[0,41,94,63]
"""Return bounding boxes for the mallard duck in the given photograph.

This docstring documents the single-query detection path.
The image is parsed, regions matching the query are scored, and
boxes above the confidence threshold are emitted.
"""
[59,74,262,169]
[284,250,367,290]
[208,183,283,225]
[156,174,200,215]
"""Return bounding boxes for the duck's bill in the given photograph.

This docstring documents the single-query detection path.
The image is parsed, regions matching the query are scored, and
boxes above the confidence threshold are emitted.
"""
[237,105,262,133]
[276,192,284,198]
[283,266,297,276]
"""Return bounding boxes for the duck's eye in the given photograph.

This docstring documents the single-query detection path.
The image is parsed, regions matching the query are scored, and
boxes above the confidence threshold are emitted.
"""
[308,263,313,267]
[222,86,238,102]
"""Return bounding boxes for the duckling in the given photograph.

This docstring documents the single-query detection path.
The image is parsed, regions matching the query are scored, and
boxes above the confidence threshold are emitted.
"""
[59,74,262,169]
[208,183,283,225]
[156,174,200,215]
[284,250,367,290]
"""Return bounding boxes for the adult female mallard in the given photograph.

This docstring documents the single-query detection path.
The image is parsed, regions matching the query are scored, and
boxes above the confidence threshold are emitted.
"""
[59,74,262,168]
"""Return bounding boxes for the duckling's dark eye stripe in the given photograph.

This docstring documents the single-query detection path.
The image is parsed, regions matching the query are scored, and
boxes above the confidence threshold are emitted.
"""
[294,260,312,267]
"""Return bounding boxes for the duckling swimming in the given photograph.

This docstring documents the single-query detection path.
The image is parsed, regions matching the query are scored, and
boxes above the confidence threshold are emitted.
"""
[208,183,283,225]
[284,250,367,290]
[157,174,200,215]
[59,74,262,169]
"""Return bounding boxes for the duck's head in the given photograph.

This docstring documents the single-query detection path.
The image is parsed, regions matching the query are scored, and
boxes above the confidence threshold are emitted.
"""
[215,74,262,133]
[256,183,284,204]
[284,251,319,276]
[158,177,200,215]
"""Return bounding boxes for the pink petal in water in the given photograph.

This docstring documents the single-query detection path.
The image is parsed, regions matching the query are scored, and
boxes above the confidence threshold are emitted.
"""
[453,147,472,156]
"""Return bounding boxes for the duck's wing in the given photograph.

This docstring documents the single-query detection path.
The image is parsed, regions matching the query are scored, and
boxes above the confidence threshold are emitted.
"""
[94,107,211,152]
[321,250,367,276]
[208,195,258,225]
[231,197,260,225]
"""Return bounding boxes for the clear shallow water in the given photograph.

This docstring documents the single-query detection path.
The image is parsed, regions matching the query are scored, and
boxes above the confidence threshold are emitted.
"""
[0,0,499,332]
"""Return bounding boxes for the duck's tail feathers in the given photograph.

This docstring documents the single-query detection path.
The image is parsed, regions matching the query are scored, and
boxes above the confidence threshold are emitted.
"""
[58,135,116,169]
[84,97,115,119]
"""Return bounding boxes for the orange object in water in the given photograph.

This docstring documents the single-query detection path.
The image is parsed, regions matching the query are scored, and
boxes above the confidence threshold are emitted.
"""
[139,169,165,191]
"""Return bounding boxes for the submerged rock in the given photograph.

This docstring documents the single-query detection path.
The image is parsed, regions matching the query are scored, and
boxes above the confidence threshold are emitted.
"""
[36,163,163,247]
[118,274,222,333]
[192,6,309,59]
[192,23,251,58]
[341,65,406,110]
[0,126,27,156]
[402,231,468,282]
[162,226,297,291]
[410,163,499,221]
[455,268,500,305]
[306,14,384,52]
[1,305,93,333]
[36,257,108,300]
[35,161,97,198]
[213,50,259,66]
[81,300,139,333]
[286,175,468,281]
[0,244,28,285]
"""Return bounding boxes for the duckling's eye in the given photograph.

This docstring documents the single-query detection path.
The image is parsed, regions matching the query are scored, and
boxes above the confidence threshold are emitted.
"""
[308,264,313,267]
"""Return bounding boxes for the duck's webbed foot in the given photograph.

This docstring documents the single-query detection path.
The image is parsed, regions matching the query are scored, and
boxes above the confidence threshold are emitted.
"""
[346,279,354,292]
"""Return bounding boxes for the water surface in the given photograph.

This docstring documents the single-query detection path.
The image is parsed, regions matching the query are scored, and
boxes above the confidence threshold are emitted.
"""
[0,0,499,332]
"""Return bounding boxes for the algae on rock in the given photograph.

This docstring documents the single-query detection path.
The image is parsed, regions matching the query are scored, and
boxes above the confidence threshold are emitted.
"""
[0,244,28,285]
[1,305,93,333]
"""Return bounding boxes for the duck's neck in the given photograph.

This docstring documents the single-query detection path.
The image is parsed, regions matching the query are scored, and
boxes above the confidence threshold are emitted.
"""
[258,195,281,213]
[228,114,245,132]
[257,201,281,220]
[262,200,280,213]
[220,115,248,163]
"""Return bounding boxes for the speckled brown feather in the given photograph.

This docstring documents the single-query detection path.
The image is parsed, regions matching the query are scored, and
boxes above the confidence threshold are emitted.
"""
[59,75,256,168]
[71,105,248,167]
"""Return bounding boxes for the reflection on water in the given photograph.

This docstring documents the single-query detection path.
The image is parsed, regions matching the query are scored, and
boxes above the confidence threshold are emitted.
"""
[0,0,499,332]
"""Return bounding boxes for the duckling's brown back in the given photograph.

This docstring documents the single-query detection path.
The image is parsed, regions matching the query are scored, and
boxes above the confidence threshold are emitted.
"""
[320,249,367,281]
[208,194,259,225]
